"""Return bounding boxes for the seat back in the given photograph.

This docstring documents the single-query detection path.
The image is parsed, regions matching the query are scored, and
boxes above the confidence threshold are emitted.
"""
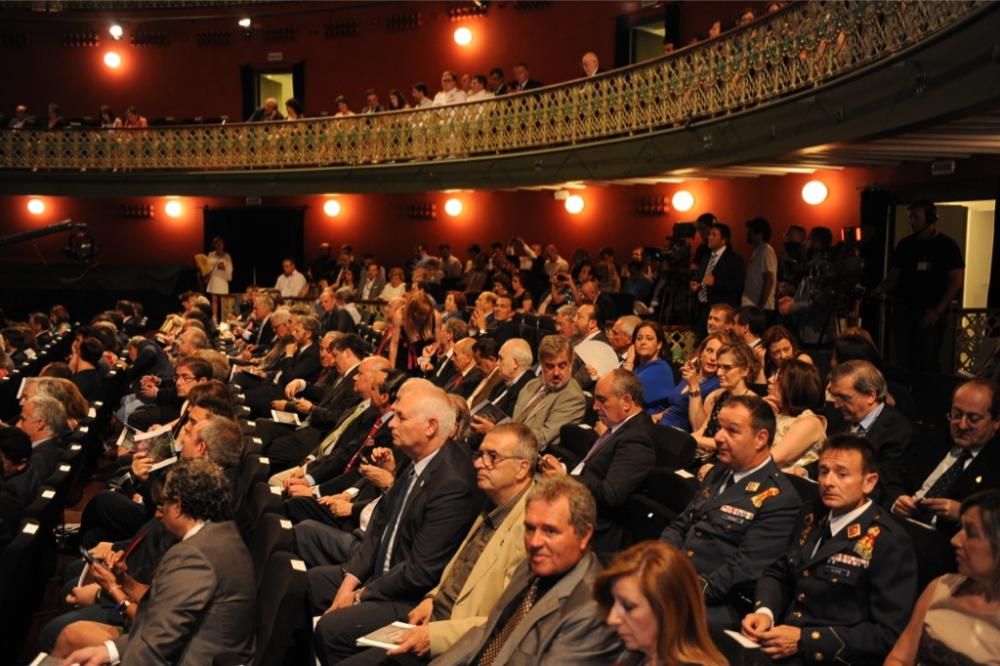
[250,513,295,589]
[253,551,310,666]
[651,426,696,469]
[783,472,820,505]
[0,519,45,656]
[901,517,956,591]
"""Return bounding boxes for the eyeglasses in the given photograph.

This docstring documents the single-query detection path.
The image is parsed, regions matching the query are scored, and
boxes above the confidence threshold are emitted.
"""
[946,409,986,425]
[717,363,741,372]
[472,449,525,469]
[176,373,196,383]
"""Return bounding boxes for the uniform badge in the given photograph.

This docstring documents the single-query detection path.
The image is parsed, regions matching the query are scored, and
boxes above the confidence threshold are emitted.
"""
[799,513,815,546]
[750,486,780,508]
[745,481,760,492]
[853,526,881,560]
[847,523,861,539]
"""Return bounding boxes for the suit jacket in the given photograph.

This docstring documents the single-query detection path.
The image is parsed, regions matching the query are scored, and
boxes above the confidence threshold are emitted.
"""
[755,501,917,665]
[311,409,394,495]
[424,489,530,656]
[307,365,363,430]
[573,412,657,552]
[253,314,276,352]
[512,378,587,450]
[359,276,386,301]
[429,351,458,388]
[490,319,519,347]
[343,440,482,604]
[510,79,543,92]
[430,552,621,666]
[897,434,1000,521]
[697,246,746,308]
[320,308,357,335]
[0,466,40,540]
[844,405,912,506]
[448,366,485,399]
[115,521,256,665]
[274,342,321,388]
[661,459,801,607]
[487,371,535,418]
[29,435,65,483]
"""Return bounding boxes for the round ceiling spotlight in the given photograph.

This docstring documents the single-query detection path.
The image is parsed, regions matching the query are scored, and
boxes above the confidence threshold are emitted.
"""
[109,24,124,40]
[238,17,252,29]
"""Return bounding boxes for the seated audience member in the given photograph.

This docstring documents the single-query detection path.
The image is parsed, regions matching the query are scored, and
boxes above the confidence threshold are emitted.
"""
[380,268,408,300]
[285,96,305,119]
[579,277,616,325]
[445,338,485,399]
[661,395,802,629]
[829,333,917,418]
[690,342,758,455]
[509,61,543,92]
[539,369,656,553]
[24,376,88,430]
[0,426,38,546]
[360,262,387,301]
[827,360,911,505]
[655,332,724,431]
[17,394,67,482]
[275,257,309,299]
[733,305,767,353]
[243,315,322,416]
[419,318,466,387]
[442,291,467,324]
[478,335,587,451]
[248,96,284,122]
[570,303,614,389]
[130,355,213,431]
[361,89,384,114]
[8,103,33,129]
[29,312,54,348]
[465,74,495,102]
[622,322,676,414]
[472,338,535,424]
[62,459,256,666]
[885,490,1000,666]
[318,287,357,334]
[760,325,813,380]
[580,51,600,77]
[341,423,539,665]
[433,70,467,106]
[742,436,918,663]
[467,338,501,409]
[122,105,147,128]
[607,315,641,365]
[411,83,433,108]
[765,359,827,473]
[707,304,736,336]
[431,476,621,665]
[595,541,728,666]
[334,95,355,116]
[309,384,481,665]
[891,378,1000,532]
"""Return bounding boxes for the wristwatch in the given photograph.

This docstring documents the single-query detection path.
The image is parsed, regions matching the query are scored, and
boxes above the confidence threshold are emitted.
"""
[114,598,132,618]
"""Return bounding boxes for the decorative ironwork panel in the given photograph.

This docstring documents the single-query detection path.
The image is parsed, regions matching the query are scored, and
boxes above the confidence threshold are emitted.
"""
[0,0,988,172]
[954,309,1000,375]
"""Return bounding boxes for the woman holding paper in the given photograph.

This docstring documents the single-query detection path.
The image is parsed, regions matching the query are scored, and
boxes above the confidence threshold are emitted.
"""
[622,322,675,414]
[594,540,727,666]
[205,237,233,321]
[652,333,725,432]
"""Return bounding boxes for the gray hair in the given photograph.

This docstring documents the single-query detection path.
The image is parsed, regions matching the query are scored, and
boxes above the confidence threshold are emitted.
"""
[537,335,573,362]
[606,368,645,404]
[196,416,243,469]
[556,304,578,320]
[335,287,356,303]
[25,395,68,434]
[615,315,642,338]
[408,384,457,441]
[270,309,291,327]
[180,328,210,350]
[829,360,888,402]
[444,318,468,340]
[502,338,533,370]
[491,422,539,469]
[254,294,276,312]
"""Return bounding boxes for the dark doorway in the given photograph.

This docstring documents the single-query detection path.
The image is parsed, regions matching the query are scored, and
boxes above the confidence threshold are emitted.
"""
[241,62,305,121]
[203,207,305,292]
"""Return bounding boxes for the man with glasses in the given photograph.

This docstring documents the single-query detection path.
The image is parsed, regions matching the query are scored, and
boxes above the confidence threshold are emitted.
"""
[130,356,213,431]
[891,378,1000,531]
[433,70,467,106]
[827,360,912,505]
[340,423,538,665]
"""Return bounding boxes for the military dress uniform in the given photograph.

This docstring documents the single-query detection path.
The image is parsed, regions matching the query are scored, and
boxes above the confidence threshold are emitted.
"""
[754,500,918,665]
[661,459,802,629]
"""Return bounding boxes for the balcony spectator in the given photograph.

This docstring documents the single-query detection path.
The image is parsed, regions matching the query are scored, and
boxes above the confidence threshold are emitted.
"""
[387,88,409,111]
[361,88,383,114]
[334,95,354,117]
[285,97,304,119]
[738,7,756,26]
[275,257,308,299]
[581,51,600,77]
[488,67,508,96]
[465,74,494,102]
[411,82,433,108]
[379,267,407,301]
[7,104,33,129]
[98,105,121,129]
[510,61,542,91]
[358,262,385,301]
[247,97,282,122]
[123,105,148,128]
[47,103,66,129]
[433,71,467,106]
[459,73,472,93]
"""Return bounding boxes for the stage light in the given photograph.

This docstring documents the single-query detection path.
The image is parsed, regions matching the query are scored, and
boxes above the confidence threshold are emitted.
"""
[104,51,122,69]
[671,190,694,212]
[164,200,183,218]
[564,194,585,215]
[109,24,124,40]
[238,17,252,29]
[453,27,472,46]
[323,199,342,217]
[802,180,828,205]
[27,198,45,215]
[444,198,463,217]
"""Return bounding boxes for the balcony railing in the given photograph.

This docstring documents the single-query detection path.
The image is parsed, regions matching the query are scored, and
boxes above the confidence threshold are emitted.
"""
[0,0,988,172]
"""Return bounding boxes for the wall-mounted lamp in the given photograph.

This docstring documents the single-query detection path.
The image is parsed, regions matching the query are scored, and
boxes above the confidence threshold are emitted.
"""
[164,199,183,218]
[672,190,695,212]
[104,51,122,68]
[802,180,828,205]
[27,198,45,215]
[444,198,464,217]
[453,27,472,46]
[323,199,342,217]
[564,194,585,215]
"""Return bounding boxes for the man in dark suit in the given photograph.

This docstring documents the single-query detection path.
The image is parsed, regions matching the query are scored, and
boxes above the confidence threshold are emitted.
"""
[579,278,617,326]
[446,338,485,399]
[0,426,39,546]
[17,394,67,483]
[431,476,621,665]
[742,436,918,664]
[421,319,467,388]
[310,383,482,665]
[63,459,256,666]
[244,314,323,416]
[359,262,387,301]
[891,378,1000,531]
[319,287,357,335]
[690,222,746,334]
[510,62,543,91]
[661,394,802,630]
[827,360,912,506]
[488,67,509,96]
[539,369,655,553]
[488,296,519,347]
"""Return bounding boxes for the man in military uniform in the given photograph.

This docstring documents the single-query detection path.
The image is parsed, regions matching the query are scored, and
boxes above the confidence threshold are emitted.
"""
[661,394,802,630]
[741,435,918,664]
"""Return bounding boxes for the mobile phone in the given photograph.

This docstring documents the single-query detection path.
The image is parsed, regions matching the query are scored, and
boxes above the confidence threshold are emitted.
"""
[79,545,98,566]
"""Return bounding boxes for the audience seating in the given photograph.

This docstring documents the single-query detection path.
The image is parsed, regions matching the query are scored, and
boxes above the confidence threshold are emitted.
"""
[0,519,45,657]
[250,512,295,589]
[252,550,311,666]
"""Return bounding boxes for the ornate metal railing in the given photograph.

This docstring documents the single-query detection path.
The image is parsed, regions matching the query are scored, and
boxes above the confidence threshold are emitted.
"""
[0,0,988,172]
[954,308,1000,376]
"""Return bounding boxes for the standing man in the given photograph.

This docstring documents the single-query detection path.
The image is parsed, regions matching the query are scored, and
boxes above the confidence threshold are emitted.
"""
[742,217,778,319]
[690,222,745,335]
[430,476,621,665]
[661,394,801,629]
[742,436,917,664]
[879,200,964,372]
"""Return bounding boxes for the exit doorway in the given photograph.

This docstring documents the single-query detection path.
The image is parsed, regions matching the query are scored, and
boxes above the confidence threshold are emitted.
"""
[240,62,305,121]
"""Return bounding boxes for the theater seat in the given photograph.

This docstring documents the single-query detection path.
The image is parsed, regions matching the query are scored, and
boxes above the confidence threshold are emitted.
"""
[651,425,696,469]
[900,517,957,591]
[250,512,295,589]
[0,519,45,657]
[253,551,311,666]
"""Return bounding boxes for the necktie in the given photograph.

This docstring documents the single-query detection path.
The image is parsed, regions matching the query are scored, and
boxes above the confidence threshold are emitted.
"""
[342,414,390,473]
[581,430,613,465]
[698,251,720,303]
[716,470,734,496]
[849,422,866,436]
[476,579,539,666]
[373,466,418,576]
[516,386,548,423]
[811,520,834,558]
[313,401,368,458]
[924,449,973,499]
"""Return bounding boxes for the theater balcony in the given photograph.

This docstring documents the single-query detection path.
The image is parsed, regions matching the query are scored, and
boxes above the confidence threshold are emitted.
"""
[0,0,998,196]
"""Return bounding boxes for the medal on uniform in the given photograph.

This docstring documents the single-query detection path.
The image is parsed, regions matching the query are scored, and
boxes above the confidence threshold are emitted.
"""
[847,523,861,539]
[799,513,814,545]
[853,526,881,560]
[745,481,760,492]
[750,486,780,508]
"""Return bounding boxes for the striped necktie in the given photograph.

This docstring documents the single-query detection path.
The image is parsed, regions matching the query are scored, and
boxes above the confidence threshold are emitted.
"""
[698,251,721,303]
